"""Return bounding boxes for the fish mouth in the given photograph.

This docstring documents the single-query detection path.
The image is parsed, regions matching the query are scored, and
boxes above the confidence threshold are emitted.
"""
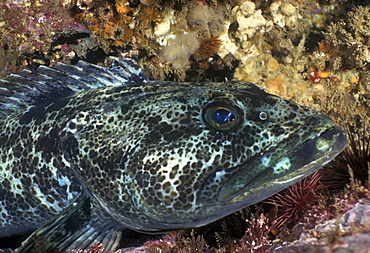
[199,116,348,212]
[220,126,347,205]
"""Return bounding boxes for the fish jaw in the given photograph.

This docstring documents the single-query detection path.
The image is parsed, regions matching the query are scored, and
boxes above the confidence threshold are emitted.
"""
[197,117,347,221]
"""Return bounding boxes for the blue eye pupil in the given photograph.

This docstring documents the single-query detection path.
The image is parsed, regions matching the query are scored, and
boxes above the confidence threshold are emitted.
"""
[213,109,235,124]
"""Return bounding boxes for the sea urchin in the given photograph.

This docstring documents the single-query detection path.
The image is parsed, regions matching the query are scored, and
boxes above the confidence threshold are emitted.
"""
[321,123,370,192]
[264,171,323,228]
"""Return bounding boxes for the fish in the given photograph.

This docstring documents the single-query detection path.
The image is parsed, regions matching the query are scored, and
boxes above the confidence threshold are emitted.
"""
[0,58,347,252]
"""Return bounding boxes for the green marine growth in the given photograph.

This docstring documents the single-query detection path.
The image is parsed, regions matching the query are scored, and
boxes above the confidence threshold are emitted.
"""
[0,58,347,252]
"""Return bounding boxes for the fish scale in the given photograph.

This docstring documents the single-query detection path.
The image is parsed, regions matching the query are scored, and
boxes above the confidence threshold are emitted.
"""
[0,58,347,252]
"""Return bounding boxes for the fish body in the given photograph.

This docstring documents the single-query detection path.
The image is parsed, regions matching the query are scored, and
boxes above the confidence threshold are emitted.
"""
[0,58,347,252]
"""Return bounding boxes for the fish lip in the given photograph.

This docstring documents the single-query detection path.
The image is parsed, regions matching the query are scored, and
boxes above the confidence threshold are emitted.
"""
[199,125,348,210]
[258,125,345,189]
[309,127,332,140]
[230,125,347,201]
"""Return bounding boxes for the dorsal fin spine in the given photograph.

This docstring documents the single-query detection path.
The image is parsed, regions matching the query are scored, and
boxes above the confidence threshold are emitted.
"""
[0,58,148,117]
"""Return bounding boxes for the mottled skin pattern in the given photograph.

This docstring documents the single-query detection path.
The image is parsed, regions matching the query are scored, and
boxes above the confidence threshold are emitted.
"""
[0,59,347,251]
[0,95,82,236]
[63,82,328,231]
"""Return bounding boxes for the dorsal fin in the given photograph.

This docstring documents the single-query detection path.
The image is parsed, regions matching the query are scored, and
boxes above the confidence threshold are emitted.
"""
[0,57,148,117]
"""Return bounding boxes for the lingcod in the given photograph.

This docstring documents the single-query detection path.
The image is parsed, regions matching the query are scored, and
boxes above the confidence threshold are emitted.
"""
[0,58,347,252]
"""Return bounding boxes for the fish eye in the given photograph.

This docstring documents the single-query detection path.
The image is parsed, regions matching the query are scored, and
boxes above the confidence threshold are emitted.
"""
[213,108,235,124]
[203,99,243,131]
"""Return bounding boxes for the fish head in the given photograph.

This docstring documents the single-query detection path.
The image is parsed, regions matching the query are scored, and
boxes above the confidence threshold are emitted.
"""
[66,81,347,232]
